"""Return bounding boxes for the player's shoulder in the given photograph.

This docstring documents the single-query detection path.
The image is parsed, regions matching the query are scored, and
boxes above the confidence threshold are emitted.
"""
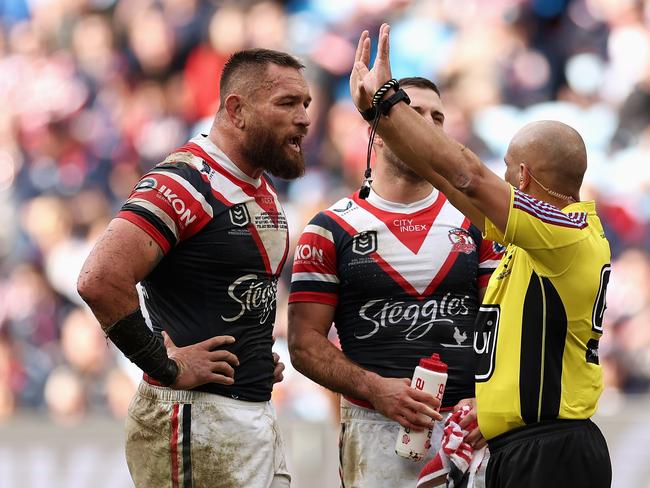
[298,196,358,241]
[326,196,357,213]
[141,150,213,191]
[155,151,208,176]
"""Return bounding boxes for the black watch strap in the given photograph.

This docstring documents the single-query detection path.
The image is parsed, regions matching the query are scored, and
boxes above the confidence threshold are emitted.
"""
[359,105,377,121]
[377,88,411,116]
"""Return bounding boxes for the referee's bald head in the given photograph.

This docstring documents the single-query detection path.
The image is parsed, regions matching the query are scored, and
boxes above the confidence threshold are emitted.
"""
[508,120,587,197]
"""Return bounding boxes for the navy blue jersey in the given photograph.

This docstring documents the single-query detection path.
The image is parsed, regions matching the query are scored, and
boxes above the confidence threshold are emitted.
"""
[289,190,502,408]
[118,135,289,402]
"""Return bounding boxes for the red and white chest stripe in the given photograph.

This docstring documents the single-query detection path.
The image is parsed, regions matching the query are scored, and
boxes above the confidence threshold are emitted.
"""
[182,144,289,276]
[326,198,470,297]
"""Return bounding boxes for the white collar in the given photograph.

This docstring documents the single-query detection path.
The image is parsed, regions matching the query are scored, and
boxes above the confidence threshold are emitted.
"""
[365,187,439,214]
[190,134,262,188]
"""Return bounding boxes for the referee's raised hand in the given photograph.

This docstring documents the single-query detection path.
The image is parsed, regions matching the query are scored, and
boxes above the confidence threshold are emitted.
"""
[163,332,239,389]
[350,23,394,112]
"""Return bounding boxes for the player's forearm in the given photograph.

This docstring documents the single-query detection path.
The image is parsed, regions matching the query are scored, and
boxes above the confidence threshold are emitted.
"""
[289,329,378,401]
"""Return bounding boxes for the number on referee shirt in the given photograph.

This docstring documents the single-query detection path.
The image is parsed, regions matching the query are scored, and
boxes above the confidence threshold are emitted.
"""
[591,264,611,334]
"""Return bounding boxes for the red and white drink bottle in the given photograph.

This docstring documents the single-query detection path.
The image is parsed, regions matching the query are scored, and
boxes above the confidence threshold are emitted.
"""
[394,353,448,461]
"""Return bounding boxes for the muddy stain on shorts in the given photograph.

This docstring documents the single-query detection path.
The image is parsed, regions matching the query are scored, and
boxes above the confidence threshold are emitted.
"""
[341,421,368,487]
[125,401,174,487]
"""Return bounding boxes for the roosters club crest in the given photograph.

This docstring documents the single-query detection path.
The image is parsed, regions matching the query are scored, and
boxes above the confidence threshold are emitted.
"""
[352,231,377,256]
[229,204,251,227]
[448,228,476,254]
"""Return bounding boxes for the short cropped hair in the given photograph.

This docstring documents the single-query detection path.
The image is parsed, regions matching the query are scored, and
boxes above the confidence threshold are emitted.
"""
[398,77,441,98]
[219,48,305,106]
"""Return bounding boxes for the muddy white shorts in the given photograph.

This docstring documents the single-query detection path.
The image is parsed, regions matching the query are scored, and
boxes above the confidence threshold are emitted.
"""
[339,398,448,488]
[125,380,290,488]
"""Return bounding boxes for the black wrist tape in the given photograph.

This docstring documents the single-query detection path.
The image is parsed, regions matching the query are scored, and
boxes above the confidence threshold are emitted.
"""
[105,308,179,386]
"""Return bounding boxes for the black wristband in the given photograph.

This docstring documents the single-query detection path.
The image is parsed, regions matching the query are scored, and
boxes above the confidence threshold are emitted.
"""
[376,88,411,116]
[359,105,377,121]
[372,79,399,106]
[105,308,179,386]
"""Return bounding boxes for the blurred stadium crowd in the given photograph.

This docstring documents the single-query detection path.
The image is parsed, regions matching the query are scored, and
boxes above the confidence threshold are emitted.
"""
[0,0,649,425]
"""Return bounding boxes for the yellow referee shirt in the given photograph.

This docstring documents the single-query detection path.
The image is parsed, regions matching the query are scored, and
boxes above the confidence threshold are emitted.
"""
[475,186,611,440]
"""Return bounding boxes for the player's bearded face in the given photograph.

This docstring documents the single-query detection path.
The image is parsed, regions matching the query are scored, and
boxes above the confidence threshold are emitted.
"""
[242,117,305,180]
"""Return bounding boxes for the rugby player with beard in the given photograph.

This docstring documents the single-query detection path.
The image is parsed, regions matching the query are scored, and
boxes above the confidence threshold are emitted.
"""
[288,77,502,487]
[78,49,310,488]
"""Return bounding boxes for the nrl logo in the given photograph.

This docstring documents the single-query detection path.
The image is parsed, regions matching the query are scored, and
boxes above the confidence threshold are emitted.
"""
[352,231,377,256]
[229,204,250,227]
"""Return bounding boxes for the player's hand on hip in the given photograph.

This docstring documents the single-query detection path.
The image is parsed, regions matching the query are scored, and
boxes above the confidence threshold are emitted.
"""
[368,376,442,431]
[272,352,285,384]
[350,23,394,112]
[455,397,487,449]
[163,332,239,389]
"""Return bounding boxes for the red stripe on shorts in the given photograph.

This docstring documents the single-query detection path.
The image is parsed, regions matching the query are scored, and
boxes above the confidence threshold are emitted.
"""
[171,403,180,488]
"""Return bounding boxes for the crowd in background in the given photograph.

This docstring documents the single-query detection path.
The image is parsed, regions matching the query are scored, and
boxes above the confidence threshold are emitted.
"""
[0,0,649,425]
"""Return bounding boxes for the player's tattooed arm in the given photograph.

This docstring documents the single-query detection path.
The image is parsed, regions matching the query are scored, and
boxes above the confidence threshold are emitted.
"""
[77,218,165,329]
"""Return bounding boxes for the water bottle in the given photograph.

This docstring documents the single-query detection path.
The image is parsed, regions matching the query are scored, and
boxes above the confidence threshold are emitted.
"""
[395,353,448,461]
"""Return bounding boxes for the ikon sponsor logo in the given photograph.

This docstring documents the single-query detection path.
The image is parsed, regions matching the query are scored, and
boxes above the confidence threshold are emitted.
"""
[221,274,278,325]
[448,228,476,254]
[294,244,324,263]
[356,293,470,341]
[156,185,198,226]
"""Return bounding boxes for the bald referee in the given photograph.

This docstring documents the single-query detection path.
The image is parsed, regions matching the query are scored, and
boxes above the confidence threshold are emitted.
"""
[349,25,611,488]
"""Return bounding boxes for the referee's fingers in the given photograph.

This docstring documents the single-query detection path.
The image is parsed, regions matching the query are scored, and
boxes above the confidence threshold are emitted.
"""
[466,427,486,448]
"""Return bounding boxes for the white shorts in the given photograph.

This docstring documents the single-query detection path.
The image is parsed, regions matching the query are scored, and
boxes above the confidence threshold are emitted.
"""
[125,380,290,488]
[339,398,448,488]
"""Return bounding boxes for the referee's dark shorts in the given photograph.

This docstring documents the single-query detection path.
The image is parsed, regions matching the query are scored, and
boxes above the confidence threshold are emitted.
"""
[486,419,611,488]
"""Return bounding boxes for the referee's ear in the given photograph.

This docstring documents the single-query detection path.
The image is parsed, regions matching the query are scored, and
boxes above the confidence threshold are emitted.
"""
[518,163,530,191]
